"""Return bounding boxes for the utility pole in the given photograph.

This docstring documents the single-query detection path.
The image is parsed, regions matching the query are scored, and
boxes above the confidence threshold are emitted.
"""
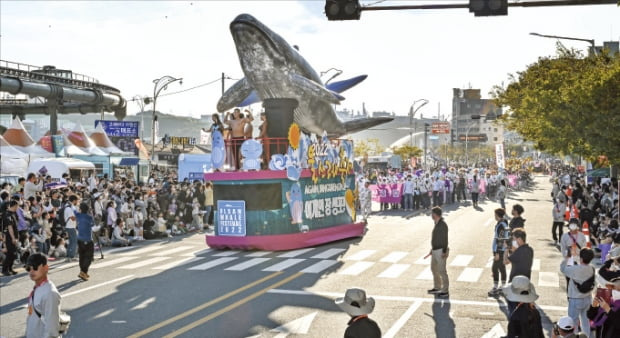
[221,72,225,95]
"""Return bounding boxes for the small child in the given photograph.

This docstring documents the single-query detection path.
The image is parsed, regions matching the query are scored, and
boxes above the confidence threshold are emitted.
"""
[191,200,204,232]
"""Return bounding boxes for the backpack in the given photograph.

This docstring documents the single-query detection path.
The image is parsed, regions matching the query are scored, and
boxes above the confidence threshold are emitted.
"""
[573,267,596,293]
[56,203,71,227]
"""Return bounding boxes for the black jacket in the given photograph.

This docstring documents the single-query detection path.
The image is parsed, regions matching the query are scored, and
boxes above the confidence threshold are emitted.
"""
[431,218,449,253]
[344,316,381,338]
[509,216,525,230]
[507,303,544,338]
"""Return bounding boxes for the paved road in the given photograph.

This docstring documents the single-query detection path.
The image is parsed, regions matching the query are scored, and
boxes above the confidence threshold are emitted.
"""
[0,175,568,338]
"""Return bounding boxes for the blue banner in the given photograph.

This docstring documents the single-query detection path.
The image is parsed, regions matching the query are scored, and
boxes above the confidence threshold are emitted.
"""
[217,200,246,236]
[95,120,139,155]
[51,135,65,157]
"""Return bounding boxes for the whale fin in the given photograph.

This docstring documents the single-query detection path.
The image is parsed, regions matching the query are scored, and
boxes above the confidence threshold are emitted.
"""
[343,116,394,135]
[217,77,254,112]
[238,90,260,107]
[290,74,343,104]
[326,75,368,94]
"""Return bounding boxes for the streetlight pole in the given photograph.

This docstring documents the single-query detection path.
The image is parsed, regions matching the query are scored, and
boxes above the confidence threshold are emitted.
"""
[150,75,182,165]
[529,32,597,55]
[133,95,147,139]
[409,99,428,147]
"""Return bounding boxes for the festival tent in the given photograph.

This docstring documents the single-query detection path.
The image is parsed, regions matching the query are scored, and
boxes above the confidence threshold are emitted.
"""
[66,123,108,156]
[89,123,129,155]
[0,135,29,175]
[60,134,91,156]
[2,117,54,157]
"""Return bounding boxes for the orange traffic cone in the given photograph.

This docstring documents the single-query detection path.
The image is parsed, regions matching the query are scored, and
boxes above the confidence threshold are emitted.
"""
[582,221,591,248]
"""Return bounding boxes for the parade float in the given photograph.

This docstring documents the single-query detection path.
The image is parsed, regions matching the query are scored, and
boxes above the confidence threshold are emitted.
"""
[204,14,391,251]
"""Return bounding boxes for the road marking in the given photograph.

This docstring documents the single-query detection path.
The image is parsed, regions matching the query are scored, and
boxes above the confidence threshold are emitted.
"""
[380,251,408,263]
[277,248,314,258]
[153,257,205,270]
[151,246,194,256]
[118,257,171,269]
[538,271,559,287]
[383,301,423,338]
[270,311,317,337]
[339,261,374,275]
[310,248,346,259]
[90,256,138,269]
[345,249,376,261]
[93,308,114,319]
[226,258,271,271]
[62,275,134,298]
[103,246,136,254]
[161,272,304,338]
[267,289,569,311]
[378,264,410,278]
[485,256,494,268]
[300,260,339,274]
[131,296,156,310]
[532,259,541,271]
[246,251,272,257]
[484,219,494,227]
[450,254,473,267]
[457,268,484,282]
[263,259,306,272]
[119,245,164,256]
[212,250,241,257]
[414,254,431,265]
[415,266,433,280]
[481,323,506,338]
[188,257,238,270]
[181,248,212,257]
[127,272,284,338]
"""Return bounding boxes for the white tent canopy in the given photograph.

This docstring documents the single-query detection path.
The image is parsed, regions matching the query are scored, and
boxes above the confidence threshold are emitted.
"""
[66,123,108,156]
[3,117,54,158]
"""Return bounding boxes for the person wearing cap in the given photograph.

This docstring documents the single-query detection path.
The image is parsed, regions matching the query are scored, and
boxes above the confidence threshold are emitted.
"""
[560,247,595,337]
[334,288,381,338]
[560,219,587,261]
[25,253,61,338]
[552,316,587,338]
[428,206,449,298]
[503,275,544,338]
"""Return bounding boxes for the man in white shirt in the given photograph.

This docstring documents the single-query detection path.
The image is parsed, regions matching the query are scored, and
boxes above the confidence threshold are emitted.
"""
[24,173,43,200]
[64,195,79,262]
[403,176,414,211]
[358,181,373,221]
[87,171,98,192]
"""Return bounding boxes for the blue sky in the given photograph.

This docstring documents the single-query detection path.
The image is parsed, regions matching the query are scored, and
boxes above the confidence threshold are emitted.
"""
[1,1,618,121]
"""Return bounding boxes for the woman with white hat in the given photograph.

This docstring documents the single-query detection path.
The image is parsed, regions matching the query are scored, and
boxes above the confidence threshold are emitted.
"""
[503,275,544,338]
[334,288,381,338]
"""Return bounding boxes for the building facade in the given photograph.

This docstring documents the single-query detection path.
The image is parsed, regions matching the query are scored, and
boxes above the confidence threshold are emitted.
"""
[451,88,504,145]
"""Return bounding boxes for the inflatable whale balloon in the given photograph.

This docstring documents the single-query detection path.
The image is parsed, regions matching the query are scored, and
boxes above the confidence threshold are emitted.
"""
[217,13,392,137]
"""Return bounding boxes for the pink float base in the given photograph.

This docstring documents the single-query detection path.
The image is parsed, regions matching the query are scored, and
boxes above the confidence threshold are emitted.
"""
[206,222,366,251]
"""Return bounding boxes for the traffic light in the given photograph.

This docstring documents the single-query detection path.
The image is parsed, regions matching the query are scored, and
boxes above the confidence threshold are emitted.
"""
[325,0,362,21]
[469,0,508,16]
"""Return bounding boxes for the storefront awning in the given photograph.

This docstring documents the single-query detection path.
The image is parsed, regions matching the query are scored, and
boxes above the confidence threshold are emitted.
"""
[119,157,140,166]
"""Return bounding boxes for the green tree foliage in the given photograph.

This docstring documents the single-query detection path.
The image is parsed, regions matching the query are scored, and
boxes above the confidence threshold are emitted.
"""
[391,145,423,162]
[493,44,620,164]
[353,138,384,157]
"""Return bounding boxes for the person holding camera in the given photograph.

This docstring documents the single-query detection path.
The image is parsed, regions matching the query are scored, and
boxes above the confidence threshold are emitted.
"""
[552,316,587,338]
[560,248,595,337]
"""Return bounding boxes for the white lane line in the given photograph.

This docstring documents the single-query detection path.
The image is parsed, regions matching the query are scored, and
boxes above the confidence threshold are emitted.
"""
[212,250,241,257]
[484,219,494,227]
[378,264,410,278]
[380,251,408,263]
[118,257,171,269]
[339,261,374,275]
[485,256,494,268]
[153,257,206,270]
[345,250,376,261]
[62,275,134,298]
[532,259,541,271]
[263,259,306,272]
[130,296,156,310]
[457,268,484,282]
[181,248,212,257]
[301,260,339,274]
[450,254,474,267]
[119,245,164,256]
[90,256,138,269]
[50,262,79,270]
[226,258,271,271]
[414,255,431,265]
[383,301,423,338]
[189,257,238,270]
[415,266,433,280]
[246,251,272,257]
[151,246,194,256]
[311,248,346,259]
[103,246,136,254]
[277,248,314,258]
[266,289,569,312]
[538,272,559,287]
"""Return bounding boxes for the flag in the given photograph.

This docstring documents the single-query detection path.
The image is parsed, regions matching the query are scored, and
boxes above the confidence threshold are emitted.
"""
[495,143,505,169]
[134,139,149,159]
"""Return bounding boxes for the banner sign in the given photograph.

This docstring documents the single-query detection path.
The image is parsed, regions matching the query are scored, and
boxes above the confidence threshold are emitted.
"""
[188,172,204,181]
[370,183,403,203]
[95,120,139,155]
[217,200,246,236]
[51,135,65,157]
[495,143,505,169]
[163,136,196,147]
[158,153,179,165]
[431,122,450,134]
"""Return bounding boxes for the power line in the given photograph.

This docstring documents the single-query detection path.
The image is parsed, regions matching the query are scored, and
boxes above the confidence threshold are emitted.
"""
[126,75,241,103]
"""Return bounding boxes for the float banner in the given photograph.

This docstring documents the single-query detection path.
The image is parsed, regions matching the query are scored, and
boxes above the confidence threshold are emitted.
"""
[495,143,505,169]
[370,183,403,203]
[95,120,139,155]
[217,200,246,236]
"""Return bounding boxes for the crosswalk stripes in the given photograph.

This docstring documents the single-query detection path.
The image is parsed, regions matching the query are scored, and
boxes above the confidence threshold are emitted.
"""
[181,248,212,257]
[153,257,205,270]
[152,246,194,256]
[246,251,272,257]
[538,271,559,287]
[457,268,484,282]
[532,259,541,271]
[119,245,163,256]
[212,250,240,257]
[416,266,433,280]
[225,258,271,271]
[91,256,138,269]
[380,251,408,263]
[414,255,431,265]
[118,257,171,269]
[189,257,238,270]
[378,264,410,278]
[310,248,345,259]
[300,260,339,274]
[277,248,314,258]
[263,258,305,272]
[339,261,374,275]
[345,250,376,261]
[450,255,474,267]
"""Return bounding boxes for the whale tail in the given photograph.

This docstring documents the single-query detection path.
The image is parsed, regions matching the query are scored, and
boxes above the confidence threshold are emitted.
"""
[343,117,393,135]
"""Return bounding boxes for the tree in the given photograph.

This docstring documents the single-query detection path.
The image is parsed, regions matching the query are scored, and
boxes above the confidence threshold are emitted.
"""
[391,145,423,162]
[493,44,620,165]
[354,138,384,158]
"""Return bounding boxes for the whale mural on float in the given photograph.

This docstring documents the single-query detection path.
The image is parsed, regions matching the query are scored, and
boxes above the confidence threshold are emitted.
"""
[217,13,393,138]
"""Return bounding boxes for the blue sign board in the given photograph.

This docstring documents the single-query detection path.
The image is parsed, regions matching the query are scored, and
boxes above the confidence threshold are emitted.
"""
[217,200,246,236]
[188,172,204,181]
[95,120,139,155]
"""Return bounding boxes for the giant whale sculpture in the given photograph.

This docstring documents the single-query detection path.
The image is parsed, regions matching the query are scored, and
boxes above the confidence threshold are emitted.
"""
[217,14,392,137]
